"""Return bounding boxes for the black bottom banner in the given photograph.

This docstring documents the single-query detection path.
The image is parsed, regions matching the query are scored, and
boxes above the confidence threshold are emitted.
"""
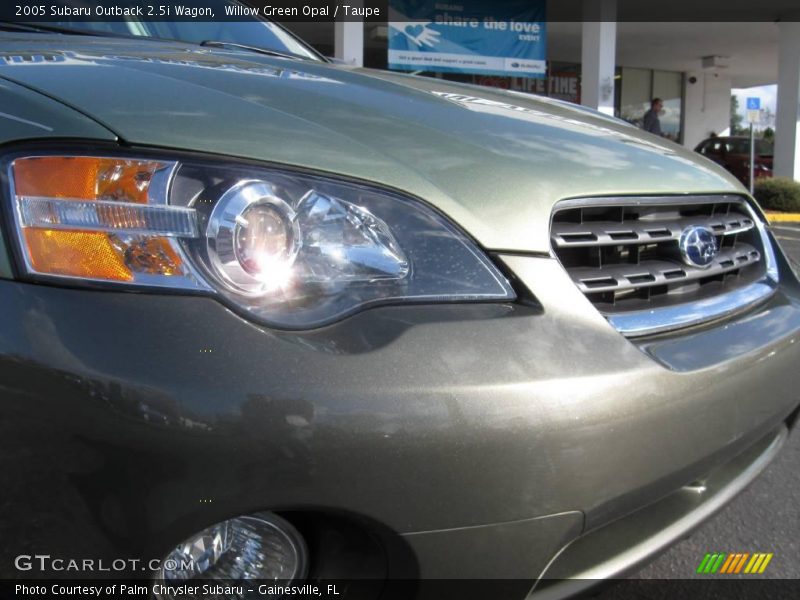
[1,579,798,600]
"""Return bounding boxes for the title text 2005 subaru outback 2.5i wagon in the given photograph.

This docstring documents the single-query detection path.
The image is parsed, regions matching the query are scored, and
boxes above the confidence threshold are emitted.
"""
[0,20,798,600]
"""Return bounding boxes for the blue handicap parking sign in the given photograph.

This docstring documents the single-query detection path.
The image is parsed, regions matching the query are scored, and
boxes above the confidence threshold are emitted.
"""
[746,97,761,110]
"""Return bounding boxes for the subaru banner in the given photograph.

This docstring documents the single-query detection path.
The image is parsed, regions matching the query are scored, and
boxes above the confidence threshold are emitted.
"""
[388,0,547,78]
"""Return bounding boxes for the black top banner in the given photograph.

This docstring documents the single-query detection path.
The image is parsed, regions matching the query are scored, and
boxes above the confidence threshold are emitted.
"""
[5,1,384,23]
[1,0,799,23]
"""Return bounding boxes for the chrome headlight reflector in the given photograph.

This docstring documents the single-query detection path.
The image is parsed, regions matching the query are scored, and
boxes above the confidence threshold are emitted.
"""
[206,180,303,295]
[6,152,514,327]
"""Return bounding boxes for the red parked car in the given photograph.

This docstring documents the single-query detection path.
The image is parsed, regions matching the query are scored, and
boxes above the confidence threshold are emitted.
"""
[695,135,773,187]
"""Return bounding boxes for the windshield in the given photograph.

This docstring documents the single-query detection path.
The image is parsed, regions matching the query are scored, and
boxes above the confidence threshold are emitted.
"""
[39,0,321,61]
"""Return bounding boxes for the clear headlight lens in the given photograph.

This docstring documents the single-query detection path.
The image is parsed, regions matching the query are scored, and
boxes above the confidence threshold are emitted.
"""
[7,152,514,327]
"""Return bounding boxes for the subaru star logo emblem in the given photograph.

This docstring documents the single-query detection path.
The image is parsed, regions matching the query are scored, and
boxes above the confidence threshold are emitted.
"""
[679,226,718,268]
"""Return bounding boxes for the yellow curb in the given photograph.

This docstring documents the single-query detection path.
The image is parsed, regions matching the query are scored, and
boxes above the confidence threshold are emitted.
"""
[767,213,800,223]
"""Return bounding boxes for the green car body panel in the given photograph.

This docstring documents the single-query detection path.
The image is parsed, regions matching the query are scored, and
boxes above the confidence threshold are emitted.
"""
[0,34,745,255]
[0,32,797,592]
[0,75,117,278]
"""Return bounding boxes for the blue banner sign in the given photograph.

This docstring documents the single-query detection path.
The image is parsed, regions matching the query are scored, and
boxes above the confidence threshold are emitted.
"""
[388,1,547,78]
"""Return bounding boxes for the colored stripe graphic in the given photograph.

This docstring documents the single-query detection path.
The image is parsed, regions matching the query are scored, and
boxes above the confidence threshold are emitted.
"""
[733,553,749,573]
[697,553,713,573]
[697,553,727,573]
[745,554,760,573]
[725,553,741,573]
[720,553,739,574]
[699,552,773,574]
[719,554,736,573]
[758,554,774,573]
[711,553,726,573]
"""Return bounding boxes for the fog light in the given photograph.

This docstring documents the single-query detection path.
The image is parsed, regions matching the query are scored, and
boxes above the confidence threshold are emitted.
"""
[156,512,306,596]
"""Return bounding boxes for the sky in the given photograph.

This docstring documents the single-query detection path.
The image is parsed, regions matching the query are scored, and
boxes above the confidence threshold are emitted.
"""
[733,84,777,128]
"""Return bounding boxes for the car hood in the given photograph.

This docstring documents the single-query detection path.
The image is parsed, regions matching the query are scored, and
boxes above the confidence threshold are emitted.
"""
[0,35,744,253]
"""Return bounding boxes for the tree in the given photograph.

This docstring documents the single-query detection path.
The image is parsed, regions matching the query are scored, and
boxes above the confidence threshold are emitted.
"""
[730,96,744,135]
[762,127,775,142]
[761,106,775,129]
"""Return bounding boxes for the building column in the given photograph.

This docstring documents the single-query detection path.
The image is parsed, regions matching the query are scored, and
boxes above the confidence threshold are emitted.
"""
[581,0,617,115]
[334,2,364,67]
[682,70,732,149]
[774,22,800,180]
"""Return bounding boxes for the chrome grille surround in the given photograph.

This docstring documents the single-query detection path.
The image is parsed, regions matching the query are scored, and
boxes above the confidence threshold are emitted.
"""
[550,196,779,336]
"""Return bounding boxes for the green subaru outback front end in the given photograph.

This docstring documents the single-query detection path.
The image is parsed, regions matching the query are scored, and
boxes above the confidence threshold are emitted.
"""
[0,23,798,600]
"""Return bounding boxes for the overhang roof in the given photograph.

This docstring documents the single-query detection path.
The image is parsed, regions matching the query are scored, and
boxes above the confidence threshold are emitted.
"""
[287,0,790,88]
[548,22,779,88]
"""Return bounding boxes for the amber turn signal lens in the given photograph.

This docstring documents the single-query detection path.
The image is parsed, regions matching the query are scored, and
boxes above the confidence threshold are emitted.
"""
[13,156,163,203]
[23,229,133,282]
[124,238,185,276]
[11,155,193,284]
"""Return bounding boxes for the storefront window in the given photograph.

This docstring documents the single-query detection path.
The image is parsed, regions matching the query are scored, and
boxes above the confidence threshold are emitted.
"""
[617,67,684,142]
[429,62,581,104]
[289,23,687,143]
[653,70,683,142]
[619,67,652,128]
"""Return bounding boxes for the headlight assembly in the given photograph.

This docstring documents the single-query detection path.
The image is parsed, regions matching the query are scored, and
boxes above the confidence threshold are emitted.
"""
[5,151,514,328]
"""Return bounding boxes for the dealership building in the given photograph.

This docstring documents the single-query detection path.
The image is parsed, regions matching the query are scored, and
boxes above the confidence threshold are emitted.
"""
[286,0,800,181]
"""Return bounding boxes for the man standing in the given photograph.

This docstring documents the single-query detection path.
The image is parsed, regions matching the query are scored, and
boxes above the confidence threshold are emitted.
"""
[643,98,664,136]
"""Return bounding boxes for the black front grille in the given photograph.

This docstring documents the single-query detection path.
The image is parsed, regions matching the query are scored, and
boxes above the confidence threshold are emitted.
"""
[551,197,768,315]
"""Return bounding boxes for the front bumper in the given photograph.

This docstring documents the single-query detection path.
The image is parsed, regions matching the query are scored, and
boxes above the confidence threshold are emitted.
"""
[532,423,788,598]
[0,245,798,591]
